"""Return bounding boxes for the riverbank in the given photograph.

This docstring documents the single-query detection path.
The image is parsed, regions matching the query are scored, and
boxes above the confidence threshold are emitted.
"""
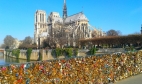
[5,48,125,61]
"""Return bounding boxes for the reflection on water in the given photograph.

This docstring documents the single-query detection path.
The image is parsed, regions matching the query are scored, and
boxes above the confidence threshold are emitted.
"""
[0,52,3,57]
[0,52,35,65]
[0,52,5,65]
[5,55,28,64]
[0,59,5,65]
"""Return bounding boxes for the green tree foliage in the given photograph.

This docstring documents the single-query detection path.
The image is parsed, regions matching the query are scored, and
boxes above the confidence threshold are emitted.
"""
[55,48,60,58]
[55,48,63,58]
[64,48,73,57]
[52,48,74,58]
[12,49,20,59]
[90,47,98,55]
[125,46,135,52]
[68,48,73,57]
[26,48,32,62]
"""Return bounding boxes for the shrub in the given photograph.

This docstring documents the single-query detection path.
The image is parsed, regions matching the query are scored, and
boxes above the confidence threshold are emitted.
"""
[55,48,60,58]
[55,48,63,58]
[125,46,134,52]
[130,46,134,51]
[64,48,73,57]
[26,48,32,62]
[15,49,20,59]
[90,47,98,55]
[74,48,78,56]
[68,48,73,57]
[12,49,20,59]
[52,48,73,58]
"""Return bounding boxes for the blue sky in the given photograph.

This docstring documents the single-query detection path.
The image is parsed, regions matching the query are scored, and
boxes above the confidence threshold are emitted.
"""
[0,0,142,45]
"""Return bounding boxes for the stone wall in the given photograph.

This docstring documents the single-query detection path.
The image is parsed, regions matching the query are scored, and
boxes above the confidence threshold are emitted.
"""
[19,51,39,60]
[6,50,39,61]
[6,49,86,60]
[97,48,125,53]
[6,48,126,61]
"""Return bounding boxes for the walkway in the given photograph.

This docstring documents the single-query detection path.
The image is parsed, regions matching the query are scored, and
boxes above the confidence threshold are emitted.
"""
[115,74,142,84]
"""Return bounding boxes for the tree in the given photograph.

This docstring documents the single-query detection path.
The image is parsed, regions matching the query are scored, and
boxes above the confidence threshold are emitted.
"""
[117,30,122,36]
[106,29,121,36]
[0,44,6,48]
[23,36,32,44]
[19,36,37,49]
[129,32,141,35]
[42,39,51,48]
[4,35,15,48]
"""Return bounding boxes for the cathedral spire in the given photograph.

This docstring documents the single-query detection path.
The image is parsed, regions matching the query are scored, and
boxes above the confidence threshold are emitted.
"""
[64,0,66,4]
[63,0,67,19]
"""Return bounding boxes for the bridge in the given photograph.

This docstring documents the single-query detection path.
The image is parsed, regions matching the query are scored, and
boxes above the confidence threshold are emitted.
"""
[0,49,5,56]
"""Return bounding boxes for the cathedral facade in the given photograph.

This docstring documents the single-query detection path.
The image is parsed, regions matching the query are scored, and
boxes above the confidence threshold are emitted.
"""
[34,0,105,48]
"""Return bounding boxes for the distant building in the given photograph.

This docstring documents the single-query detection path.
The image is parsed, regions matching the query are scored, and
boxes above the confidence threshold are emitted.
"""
[34,0,105,47]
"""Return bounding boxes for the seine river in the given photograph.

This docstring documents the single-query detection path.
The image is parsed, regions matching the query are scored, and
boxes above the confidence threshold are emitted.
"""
[0,52,29,65]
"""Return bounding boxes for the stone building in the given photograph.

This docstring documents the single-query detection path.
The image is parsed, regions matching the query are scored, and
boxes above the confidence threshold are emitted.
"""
[34,0,105,48]
[34,10,48,47]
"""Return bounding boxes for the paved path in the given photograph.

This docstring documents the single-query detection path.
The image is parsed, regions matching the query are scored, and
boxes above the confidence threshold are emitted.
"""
[115,74,142,84]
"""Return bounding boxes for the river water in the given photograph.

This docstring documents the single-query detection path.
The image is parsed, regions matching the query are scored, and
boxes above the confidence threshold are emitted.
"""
[0,52,29,65]
[0,51,111,66]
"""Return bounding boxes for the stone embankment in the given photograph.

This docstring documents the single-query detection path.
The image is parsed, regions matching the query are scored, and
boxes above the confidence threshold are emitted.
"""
[6,48,126,61]
[6,49,88,61]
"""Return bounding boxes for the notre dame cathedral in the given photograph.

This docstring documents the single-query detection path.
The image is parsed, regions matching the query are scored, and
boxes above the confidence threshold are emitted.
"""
[34,0,105,48]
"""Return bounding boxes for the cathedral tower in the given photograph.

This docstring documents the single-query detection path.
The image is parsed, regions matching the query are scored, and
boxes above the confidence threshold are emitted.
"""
[63,0,67,19]
[34,10,47,47]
